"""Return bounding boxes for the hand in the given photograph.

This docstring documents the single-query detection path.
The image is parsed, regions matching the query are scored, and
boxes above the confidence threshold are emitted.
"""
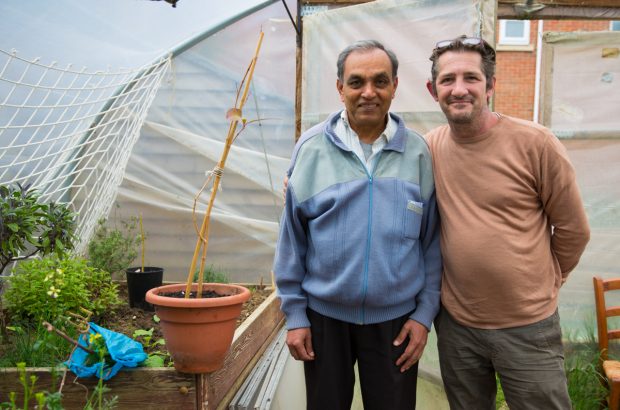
[393,319,428,372]
[286,327,315,361]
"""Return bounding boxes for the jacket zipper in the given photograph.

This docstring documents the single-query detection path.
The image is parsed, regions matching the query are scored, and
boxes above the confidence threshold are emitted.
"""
[359,152,381,324]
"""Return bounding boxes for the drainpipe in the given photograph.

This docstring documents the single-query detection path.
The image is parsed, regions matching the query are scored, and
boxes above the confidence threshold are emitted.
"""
[533,19,543,123]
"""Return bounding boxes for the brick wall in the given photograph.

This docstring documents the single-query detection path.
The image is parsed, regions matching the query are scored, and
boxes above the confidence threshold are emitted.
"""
[494,20,610,120]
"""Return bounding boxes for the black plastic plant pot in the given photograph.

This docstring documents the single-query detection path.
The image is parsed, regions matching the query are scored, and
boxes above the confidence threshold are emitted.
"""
[125,267,164,311]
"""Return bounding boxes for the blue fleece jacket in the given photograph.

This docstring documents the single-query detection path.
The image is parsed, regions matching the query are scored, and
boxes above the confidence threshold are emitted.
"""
[274,111,441,331]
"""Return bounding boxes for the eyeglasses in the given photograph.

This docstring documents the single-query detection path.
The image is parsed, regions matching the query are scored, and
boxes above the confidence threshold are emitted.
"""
[433,36,496,60]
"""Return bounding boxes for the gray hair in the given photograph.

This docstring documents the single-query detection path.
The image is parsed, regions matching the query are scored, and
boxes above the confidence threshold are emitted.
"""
[336,40,399,82]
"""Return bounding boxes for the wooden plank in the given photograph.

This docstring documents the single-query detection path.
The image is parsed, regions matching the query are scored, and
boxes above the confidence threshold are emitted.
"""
[303,0,620,6]
[295,43,303,141]
[301,0,620,19]
[198,291,285,410]
[498,5,620,19]
[302,0,371,4]
[0,367,196,410]
[228,328,286,409]
[539,33,555,128]
[499,0,620,7]
[214,322,284,410]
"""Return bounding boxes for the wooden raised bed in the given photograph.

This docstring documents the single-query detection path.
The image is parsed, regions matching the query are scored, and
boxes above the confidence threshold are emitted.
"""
[0,290,284,410]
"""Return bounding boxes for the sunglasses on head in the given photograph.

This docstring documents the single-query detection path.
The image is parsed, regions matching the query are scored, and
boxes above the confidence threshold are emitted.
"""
[434,37,496,59]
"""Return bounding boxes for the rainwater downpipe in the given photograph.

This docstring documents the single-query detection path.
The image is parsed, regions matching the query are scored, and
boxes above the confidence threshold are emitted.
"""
[533,20,544,123]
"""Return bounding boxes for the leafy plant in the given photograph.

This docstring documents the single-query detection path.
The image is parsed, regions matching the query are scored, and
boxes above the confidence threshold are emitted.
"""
[0,362,42,409]
[0,182,76,274]
[0,361,116,410]
[0,362,64,410]
[84,332,114,367]
[133,327,172,367]
[4,256,121,323]
[87,217,140,278]
[83,379,118,410]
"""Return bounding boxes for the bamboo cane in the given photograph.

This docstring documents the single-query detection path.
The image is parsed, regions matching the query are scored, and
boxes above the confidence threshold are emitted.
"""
[140,213,145,272]
[184,31,264,298]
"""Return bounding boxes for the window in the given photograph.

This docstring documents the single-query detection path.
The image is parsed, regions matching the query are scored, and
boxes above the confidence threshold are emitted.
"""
[611,21,620,31]
[499,20,531,46]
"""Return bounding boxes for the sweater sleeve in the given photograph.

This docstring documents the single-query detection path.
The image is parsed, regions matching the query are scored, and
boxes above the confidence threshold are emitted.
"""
[273,182,311,330]
[409,183,442,331]
[539,134,590,279]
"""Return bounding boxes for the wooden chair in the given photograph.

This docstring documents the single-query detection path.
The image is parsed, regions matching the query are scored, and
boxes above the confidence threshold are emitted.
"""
[593,276,620,410]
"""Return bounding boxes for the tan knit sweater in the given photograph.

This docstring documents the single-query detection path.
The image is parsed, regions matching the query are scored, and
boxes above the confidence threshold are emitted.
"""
[425,114,590,329]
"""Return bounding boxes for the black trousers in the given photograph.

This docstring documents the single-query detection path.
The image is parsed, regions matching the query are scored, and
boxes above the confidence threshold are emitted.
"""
[304,309,418,410]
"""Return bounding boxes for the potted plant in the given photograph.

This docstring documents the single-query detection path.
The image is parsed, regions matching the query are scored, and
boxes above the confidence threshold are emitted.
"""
[146,33,265,374]
[124,214,163,311]
[86,212,163,310]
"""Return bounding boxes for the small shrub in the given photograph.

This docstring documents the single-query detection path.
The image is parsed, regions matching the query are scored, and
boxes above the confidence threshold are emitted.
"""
[87,217,140,278]
[192,264,229,284]
[0,183,76,274]
[4,256,121,323]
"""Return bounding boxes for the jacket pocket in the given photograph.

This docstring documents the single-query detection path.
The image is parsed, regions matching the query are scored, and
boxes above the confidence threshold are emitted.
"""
[404,200,423,239]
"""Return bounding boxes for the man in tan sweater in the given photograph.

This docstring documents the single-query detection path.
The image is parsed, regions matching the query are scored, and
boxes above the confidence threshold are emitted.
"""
[424,36,590,409]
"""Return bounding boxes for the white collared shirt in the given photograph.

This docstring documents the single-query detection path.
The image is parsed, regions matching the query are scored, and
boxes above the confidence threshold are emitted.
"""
[334,110,397,173]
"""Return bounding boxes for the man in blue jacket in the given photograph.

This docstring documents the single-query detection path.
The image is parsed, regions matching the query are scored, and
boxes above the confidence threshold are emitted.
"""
[273,40,442,410]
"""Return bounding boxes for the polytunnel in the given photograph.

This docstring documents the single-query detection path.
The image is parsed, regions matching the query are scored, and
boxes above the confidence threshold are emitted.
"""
[0,0,297,284]
[1,0,620,409]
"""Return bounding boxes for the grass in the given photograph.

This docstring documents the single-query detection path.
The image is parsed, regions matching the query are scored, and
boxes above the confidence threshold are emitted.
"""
[564,321,608,410]
[0,321,77,367]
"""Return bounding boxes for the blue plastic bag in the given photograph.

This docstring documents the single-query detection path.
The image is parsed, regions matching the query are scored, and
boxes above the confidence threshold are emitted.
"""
[65,322,147,380]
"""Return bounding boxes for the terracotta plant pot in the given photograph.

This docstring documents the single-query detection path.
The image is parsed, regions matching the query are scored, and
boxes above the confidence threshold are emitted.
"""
[145,282,251,374]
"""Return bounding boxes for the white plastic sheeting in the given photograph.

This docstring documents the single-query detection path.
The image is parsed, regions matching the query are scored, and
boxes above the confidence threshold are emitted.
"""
[540,31,620,138]
[0,0,280,69]
[538,32,620,333]
[561,139,620,332]
[112,1,296,283]
[301,0,496,134]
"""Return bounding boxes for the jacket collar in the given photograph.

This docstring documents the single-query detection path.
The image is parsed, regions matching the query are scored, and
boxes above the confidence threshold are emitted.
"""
[324,110,406,153]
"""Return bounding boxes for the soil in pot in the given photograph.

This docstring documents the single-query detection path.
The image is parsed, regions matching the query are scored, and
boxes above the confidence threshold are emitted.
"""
[160,289,229,298]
